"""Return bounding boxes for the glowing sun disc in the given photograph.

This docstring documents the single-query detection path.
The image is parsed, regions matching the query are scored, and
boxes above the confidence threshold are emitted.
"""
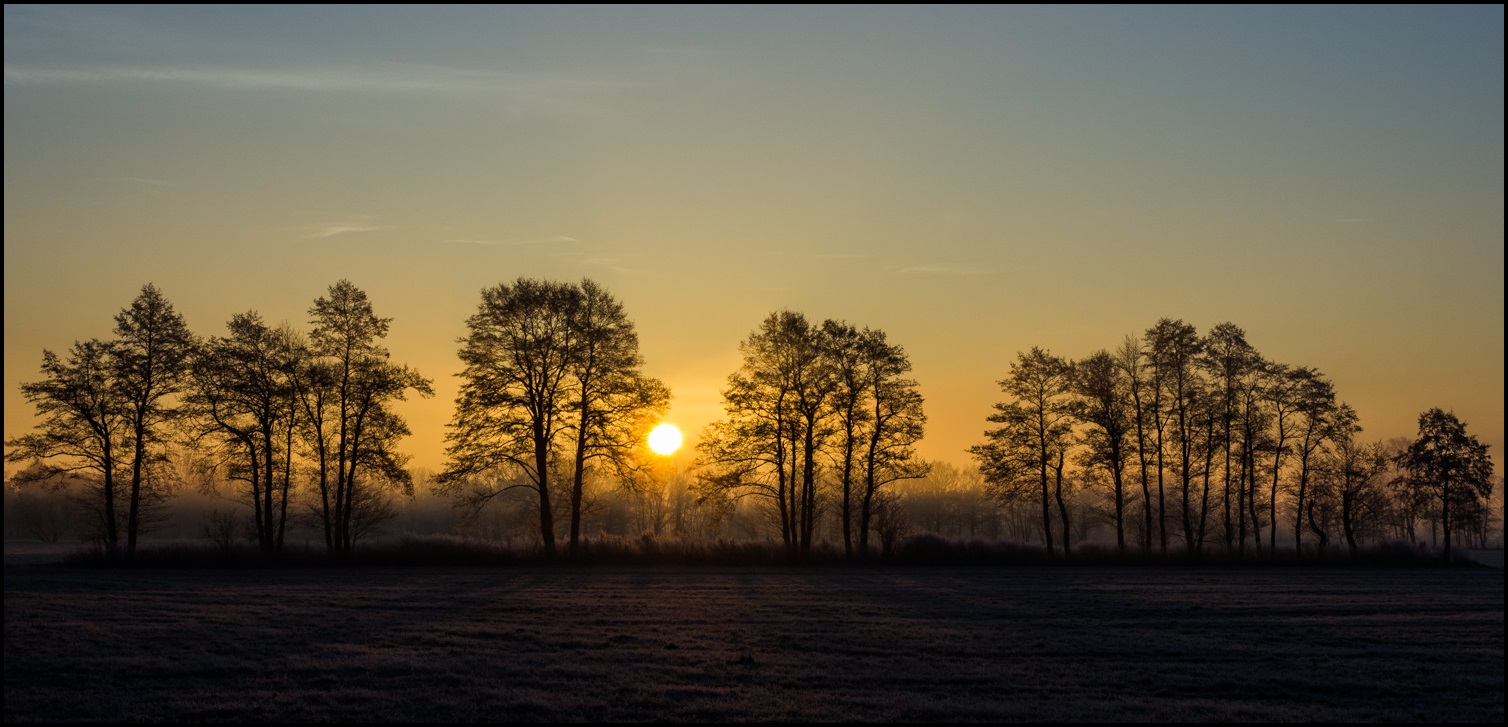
[647,423,683,455]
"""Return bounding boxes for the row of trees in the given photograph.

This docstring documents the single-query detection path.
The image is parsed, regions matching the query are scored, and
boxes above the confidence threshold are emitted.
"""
[8,287,1496,562]
[7,282,432,560]
[695,311,928,558]
[971,319,1496,561]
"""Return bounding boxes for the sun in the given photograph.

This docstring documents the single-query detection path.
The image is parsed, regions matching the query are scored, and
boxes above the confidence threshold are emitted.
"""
[647,423,683,456]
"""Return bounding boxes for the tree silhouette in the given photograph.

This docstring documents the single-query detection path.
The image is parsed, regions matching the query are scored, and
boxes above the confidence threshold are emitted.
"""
[855,327,927,556]
[699,313,923,557]
[562,279,668,557]
[112,284,196,559]
[823,320,869,558]
[699,311,831,555]
[1146,318,1204,556]
[1288,367,1337,558]
[972,348,1075,558]
[439,278,665,559]
[7,340,129,555]
[1401,409,1494,563]
[1115,335,1156,554]
[7,284,193,560]
[1071,350,1132,553]
[441,279,578,558]
[187,314,302,555]
[1199,323,1259,553]
[300,281,432,556]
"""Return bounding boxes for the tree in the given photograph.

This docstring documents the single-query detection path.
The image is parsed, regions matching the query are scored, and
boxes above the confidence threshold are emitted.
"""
[111,284,196,559]
[440,278,665,559]
[1288,368,1337,558]
[822,320,869,558]
[972,348,1075,558]
[187,314,302,556]
[698,314,924,558]
[1070,350,1132,553]
[1314,405,1388,557]
[562,279,668,557]
[697,311,831,556]
[1116,335,1156,554]
[1259,362,1301,557]
[1146,319,1204,555]
[855,327,927,555]
[7,340,129,555]
[299,280,432,556]
[441,279,580,558]
[1199,323,1260,552]
[1400,409,1494,563]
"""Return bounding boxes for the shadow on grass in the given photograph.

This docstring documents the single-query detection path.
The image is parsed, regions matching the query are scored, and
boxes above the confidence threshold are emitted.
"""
[53,532,1476,570]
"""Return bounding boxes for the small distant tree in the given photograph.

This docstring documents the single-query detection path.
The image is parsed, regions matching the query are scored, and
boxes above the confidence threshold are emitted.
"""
[1400,409,1494,563]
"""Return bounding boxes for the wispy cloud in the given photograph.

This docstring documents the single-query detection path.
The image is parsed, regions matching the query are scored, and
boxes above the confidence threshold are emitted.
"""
[5,62,624,115]
[896,264,992,276]
[444,232,637,273]
[295,217,388,240]
[93,176,178,187]
[443,235,579,247]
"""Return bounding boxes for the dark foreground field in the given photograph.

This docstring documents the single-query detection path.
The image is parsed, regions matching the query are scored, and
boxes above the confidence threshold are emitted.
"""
[4,562,1502,722]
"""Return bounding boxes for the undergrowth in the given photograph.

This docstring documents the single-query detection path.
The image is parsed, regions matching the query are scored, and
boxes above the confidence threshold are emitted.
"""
[51,533,1477,569]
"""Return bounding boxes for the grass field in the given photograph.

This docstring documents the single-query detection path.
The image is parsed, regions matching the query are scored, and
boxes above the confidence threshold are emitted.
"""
[4,555,1501,722]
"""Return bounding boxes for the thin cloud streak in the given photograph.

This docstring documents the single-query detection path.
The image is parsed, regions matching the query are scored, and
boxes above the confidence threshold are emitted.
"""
[93,176,178,187]
[444,236,579,247]
[4,63,623,104]
[896,264,993,276]
[296,219,388,240]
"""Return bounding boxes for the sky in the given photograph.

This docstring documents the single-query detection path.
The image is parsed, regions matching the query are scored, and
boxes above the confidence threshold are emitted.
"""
[4,5,1503,476]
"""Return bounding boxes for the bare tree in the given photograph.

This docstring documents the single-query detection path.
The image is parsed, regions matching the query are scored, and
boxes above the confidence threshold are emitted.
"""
[1199,323,1260,552]
[1289,367,1337,558]
[7,340,129,556]
[698,311,830,556]
[1259,362,1301,557]
[440,279,580,558]
[1115,335,1156,554]
[1071,350,1132,553]
[1401,408,1494,563]
[440,278,665,559]
[299,280,432,556]
[822,320,869,558]
[1315,405,1388,557]
[972,348,1075,558]
[111,284,196,560]
[563,279,668,557]
[187,314,302,556]
[856,328,928,556]
[1146,318,1204,555]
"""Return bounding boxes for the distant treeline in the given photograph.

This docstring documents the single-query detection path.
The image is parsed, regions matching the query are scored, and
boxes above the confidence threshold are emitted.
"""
[5,282,1499,563]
